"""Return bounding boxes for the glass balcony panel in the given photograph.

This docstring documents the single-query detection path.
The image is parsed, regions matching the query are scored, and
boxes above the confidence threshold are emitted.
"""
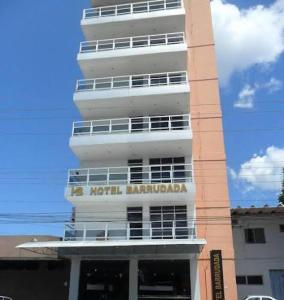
[97,40,113,51]
[85,9,99,18]
[94,78,112,90]
[132,76,149,87]
[77,80,94,91]
[81,43,97,52]
[100,7,116,17]
[133,3,148,13]
[150,74,167,86]
[149,0,165,11]
[166,0,181,9]
[109,173,128,182]
[150,34,166,45]
[169,72,185,84]
[73,126,91,135]
[113,76,130,88]
[115,38,131,49]
[132,36,148,48]
[89,174,108,184]
[167,33,184,44]
[86,230,106,240]
[117,4,131,15]
[92,125,110,133]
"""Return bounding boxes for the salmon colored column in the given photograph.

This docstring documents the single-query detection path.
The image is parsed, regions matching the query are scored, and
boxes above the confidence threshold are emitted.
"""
[184,0,238,299]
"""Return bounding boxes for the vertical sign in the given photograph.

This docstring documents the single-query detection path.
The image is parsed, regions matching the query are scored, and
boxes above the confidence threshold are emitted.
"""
[210,250,225,300]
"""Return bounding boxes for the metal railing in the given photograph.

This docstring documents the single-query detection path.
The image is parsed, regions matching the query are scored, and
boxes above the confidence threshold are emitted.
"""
[80,32,185,53]
[64,220,196,241]
[68,163,192,186]
[75,71,188,92]
[72,114,190,136]
[83,0,182,19]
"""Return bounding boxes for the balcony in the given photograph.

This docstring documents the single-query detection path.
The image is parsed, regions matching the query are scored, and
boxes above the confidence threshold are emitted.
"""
[64,220,196,242]
[74,71,189,119]
[65,163,194,203]
[70,114,192,161]
[81,0,185,40]
[77,32,187,78]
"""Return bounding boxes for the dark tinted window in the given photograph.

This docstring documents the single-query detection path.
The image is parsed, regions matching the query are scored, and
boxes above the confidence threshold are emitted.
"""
[280,224,284,232]
[245,228,265,243]
[236,276,246,285]
[247,275,263,285]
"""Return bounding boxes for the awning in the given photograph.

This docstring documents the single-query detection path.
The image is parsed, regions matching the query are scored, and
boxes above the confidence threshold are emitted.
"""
[17,239,206,257]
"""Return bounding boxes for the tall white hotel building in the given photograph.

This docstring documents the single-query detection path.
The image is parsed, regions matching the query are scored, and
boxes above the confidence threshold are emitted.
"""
[19,0,238,299]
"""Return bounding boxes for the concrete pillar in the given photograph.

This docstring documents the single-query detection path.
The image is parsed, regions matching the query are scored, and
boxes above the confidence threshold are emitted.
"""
[68,258,81,300]
[129,258,138,300]
[190,258,200,300]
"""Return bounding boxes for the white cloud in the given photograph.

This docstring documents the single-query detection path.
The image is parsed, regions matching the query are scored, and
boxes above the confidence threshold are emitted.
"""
[211,0,284,85]
[231,146,284,191]
[234,84,256,108]
[263,77,282,93]
[234,77,282,108]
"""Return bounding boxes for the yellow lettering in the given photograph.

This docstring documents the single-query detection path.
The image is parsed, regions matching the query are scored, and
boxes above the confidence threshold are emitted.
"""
[180,183,187,193]
[103,186,110,195]
[90,187,97,195]
[111,186,117,195]
[127,185,133,194]
[160,184,167,193]
[167,184,173,193]
[117,186,122,195]
[146,185,153,193]
[133,185,139,194]
[71,186,83,196]
[139,185,146,193]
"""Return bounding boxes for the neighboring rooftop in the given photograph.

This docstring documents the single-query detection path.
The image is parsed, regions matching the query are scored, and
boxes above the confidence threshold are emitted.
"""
[0,236,61,259]
[231,204,284,217]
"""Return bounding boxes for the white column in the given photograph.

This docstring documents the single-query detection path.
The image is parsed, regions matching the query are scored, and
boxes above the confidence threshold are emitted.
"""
[190,257,200,300]
[129,258,138,300]
[68,257,81,300]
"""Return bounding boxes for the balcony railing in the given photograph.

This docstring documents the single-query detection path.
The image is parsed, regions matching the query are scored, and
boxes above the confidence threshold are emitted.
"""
[72,114,190,136]
[83,0,182,19]
[79,32,185,53]
[64,220,196,241]
[75,71,188,92]
[68,163,192,186]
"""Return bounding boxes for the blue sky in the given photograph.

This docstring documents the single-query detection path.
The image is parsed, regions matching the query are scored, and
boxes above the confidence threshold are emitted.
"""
[0,0,283,235]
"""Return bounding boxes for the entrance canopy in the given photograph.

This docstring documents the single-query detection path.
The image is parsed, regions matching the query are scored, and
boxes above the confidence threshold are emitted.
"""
[17,239,206,257]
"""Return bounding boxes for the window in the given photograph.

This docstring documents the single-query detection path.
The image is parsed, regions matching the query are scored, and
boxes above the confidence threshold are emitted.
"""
[150,206,188,239]
[244,228,266,243]
[236,276,246,285]
[127,207,143,239]
[128,159,143,184]
[280,224,284,232]
[149,157,186,183]
[247,275,263,285]
[236,275,263,285]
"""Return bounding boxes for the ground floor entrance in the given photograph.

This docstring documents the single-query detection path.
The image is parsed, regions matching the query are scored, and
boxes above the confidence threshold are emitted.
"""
[76,259,194,300]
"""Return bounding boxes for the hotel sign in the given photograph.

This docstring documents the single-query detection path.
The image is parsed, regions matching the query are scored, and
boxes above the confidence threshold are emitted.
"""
[69,183,188,197]
[210,250,225,300]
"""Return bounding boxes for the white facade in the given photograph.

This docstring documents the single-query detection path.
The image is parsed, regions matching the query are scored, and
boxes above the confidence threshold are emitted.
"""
[44,0,205,299]
[232,207,284,300]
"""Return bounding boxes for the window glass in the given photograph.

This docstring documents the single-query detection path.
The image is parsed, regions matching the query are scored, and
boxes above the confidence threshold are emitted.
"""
[279,224,284,232]
[244,228,265,243]
[247,275,263,285]
[236,276,246,285]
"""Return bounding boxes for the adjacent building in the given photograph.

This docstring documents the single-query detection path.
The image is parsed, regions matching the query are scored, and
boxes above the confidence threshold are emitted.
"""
[232,206,284,300]
[18,0,238,299]
[0,236,70,300]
